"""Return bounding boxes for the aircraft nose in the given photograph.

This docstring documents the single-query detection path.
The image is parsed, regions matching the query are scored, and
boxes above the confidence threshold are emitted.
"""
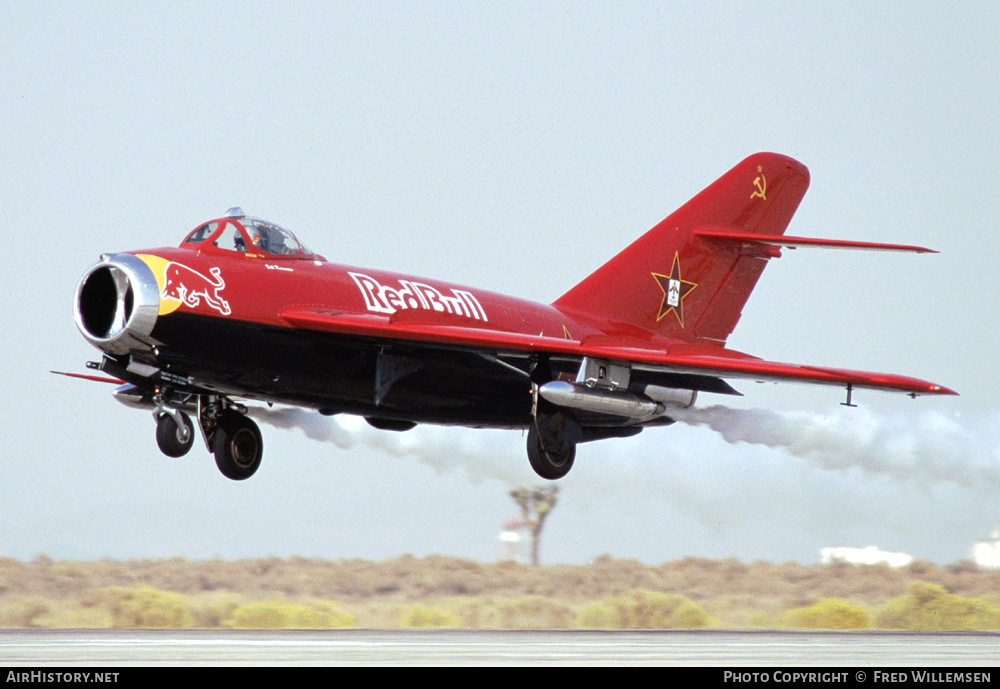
[74,253,160,356]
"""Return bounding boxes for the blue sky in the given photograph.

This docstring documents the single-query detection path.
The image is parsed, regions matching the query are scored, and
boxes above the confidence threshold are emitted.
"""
[2,2,997,565]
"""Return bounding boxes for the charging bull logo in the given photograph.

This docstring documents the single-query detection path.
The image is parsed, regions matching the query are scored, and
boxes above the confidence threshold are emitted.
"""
[161,263,231,315]
[137,255,231,316]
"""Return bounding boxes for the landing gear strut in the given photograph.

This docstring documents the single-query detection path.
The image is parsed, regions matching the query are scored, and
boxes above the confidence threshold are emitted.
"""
[527,361,578,480]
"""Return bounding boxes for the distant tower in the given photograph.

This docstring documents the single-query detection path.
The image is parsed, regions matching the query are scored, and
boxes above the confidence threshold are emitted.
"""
[498,519,528,563]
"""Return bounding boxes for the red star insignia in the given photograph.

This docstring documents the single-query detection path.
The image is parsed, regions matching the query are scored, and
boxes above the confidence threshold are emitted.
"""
[652,253,697,327]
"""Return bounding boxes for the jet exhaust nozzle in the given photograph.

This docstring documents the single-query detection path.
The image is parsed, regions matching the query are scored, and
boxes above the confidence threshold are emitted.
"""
[75,253,161,356]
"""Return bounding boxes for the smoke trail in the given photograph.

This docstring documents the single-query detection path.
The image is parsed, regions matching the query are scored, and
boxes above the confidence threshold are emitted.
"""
[247,406,535,486]
[248,403,1000,493]
[668,404,1000,491]
[246,403,1000,560]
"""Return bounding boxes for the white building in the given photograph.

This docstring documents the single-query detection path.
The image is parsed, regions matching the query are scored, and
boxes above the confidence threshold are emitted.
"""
[820,545,914,568]
[972,527,1000,568]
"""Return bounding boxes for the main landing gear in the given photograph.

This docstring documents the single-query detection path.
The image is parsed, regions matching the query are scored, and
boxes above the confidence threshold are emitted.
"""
[211,410,263,481]
[527,408,578,481]
[153,395,263,480]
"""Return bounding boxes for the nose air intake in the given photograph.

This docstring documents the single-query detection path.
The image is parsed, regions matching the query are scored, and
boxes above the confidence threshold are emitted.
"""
[75,253,161,356]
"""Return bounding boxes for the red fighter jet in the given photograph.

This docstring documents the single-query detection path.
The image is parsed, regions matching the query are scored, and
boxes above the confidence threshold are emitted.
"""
[71,153,955,481]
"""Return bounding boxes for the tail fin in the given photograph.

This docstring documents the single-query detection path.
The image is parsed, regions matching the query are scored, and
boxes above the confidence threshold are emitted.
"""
[553,152,810,346]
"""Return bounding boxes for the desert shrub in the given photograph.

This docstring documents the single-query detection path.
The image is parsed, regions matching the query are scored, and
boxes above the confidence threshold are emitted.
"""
[188,592,244,628]
[745,609,782,628]
[453,595,575,629]
[876,581,1000,630]
[0,596,51,628]
[103,585,194,629]
[227,599,356,629]
[707,595,779,629]
[575,589,714,629]
[780,598,870,629]
[43,603,112,629]
[575,601,617,629]
[398,604,460,629]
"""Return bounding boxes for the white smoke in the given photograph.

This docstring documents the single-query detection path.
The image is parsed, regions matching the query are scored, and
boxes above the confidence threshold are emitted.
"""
[248,403,1000,494]
[246,402,1000,561]
[247,406,535,486]
[668,404,1000,491]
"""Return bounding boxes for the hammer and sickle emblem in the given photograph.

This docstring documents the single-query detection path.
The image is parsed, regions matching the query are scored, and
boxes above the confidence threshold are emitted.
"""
[751,166,767,200]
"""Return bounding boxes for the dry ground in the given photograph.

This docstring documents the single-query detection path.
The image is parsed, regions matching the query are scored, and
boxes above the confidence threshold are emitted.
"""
[1,555,997,629]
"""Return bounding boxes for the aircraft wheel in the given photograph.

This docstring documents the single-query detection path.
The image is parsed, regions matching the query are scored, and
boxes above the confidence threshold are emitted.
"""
[213,412,263,481]
[156,410,194,458]
[526,426,575,480]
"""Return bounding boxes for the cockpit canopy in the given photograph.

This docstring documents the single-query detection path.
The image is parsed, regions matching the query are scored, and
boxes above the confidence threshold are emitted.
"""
[182,208,319,259]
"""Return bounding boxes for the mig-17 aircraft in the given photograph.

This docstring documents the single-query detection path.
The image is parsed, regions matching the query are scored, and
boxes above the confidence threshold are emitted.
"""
[70,152,955,481]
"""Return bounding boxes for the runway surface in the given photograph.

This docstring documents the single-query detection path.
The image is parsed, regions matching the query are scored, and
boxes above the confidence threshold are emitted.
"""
[2,629,999,666]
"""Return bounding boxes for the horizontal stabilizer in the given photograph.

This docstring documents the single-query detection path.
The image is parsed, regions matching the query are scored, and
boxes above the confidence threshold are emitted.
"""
[694,227,937,253]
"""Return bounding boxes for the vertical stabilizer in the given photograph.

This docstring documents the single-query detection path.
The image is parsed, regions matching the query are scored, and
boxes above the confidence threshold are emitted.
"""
[553,152,810,345]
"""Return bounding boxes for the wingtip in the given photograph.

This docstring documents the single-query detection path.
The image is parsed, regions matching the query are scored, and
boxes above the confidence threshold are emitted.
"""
[922,383,959,396]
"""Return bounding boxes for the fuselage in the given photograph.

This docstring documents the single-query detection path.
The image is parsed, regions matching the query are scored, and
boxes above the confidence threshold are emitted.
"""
[75,219,624,429]
[154,247,601,427]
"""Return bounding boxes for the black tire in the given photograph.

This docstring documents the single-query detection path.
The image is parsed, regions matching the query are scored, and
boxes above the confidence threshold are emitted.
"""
[365,417,417,432]
[526,426,575,480]
[212,412,263,480]
[156,411,194,458]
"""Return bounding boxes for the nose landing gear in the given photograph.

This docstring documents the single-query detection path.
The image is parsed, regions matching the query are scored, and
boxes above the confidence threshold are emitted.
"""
[151,394,263,480]
[154,407,195,458]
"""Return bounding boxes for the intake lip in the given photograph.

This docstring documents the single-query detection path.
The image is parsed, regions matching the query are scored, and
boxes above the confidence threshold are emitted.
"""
[74,253,161,356]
